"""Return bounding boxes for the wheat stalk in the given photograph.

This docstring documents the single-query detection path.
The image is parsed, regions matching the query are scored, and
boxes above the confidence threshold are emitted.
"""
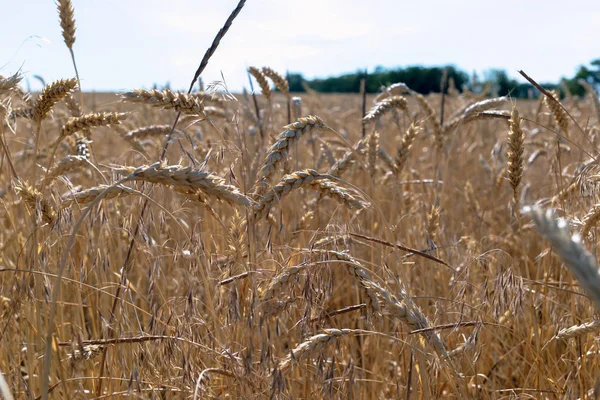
[394,122,422,174]
[507,108,525,203]
[544,90,569,136]
[254,169,366,219]
[115,162,251,206]
[14,180,57,224]
[261,66,289,95]
[60,112,129,139]
[121,89,205,115]
[56,0,76,50]
[248,66,271,100]
[363,96,407,124]
[38,155,89,187]
[254,116,330,190]
[33,78,78,123]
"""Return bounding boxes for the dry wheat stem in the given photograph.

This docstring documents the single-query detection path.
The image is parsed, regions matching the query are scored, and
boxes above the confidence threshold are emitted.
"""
[115,162,250,206]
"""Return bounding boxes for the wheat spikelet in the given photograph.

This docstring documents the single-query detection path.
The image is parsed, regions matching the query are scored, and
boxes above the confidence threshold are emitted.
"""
[14,180,57,224]
[580,203,600,239]
[254,169,366,219]
[394,122,422,174]
[280,328,358,371]
[255,116,329,187]
[363,96,407,124]
[415,93,442,138]
[64,93,82,117]
[115,162,250,206]
[507,108,525,202]
[579,79,600,124]
[123,125,174,142]
[377,148,395,171]
[248,66,271,99]
[328,135,369,177]
[544,90,569,136]
[60,112,129,139]
[427,205,440,243]
[323,250,449,358]
[367,131,379,177]
[0,73,22,95]
[463,110,512,124]
[61,184,140,208]
[74,135,92,159]
[121,89,205,115]
[374,82,411,103]
[551,320,600,342]
[38,155,89,187]
[261,264,308,303]
[56,0,76,49]
[8,107,34,120]
[443,96,508,134]
[525,206,600,310]
[261,66,289,95]
[33,78,78,123]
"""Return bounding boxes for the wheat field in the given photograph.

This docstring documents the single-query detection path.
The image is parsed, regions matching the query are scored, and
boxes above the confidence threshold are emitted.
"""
[2,1,600,399]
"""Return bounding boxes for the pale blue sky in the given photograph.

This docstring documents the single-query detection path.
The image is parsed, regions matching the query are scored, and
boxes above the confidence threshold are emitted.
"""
[1,0,599,92]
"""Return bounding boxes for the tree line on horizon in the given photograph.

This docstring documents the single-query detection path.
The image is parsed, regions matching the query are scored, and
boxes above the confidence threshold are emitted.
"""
[284,59,600,98]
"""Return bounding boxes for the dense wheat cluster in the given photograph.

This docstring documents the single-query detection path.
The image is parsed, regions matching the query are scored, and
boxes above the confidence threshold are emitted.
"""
[3,2,600,399]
